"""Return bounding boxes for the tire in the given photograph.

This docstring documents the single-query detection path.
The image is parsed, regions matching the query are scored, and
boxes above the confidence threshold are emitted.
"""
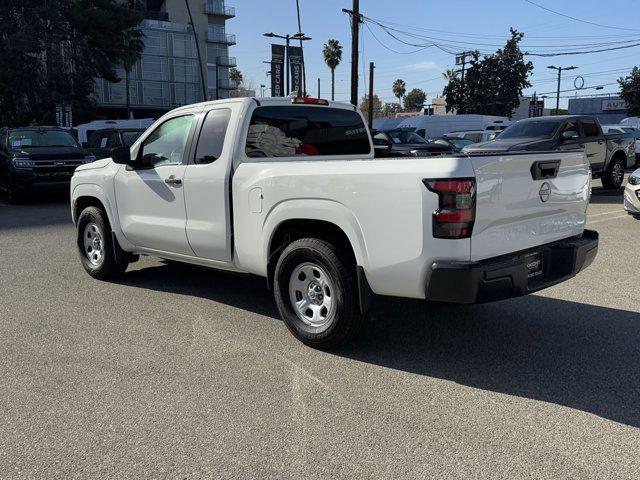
[273,238,363,349]
[601,157,626,190]
[6,177,22,204]
[76,206,128,280]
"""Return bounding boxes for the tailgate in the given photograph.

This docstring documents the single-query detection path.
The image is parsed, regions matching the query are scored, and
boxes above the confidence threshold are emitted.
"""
[469,151,590,261]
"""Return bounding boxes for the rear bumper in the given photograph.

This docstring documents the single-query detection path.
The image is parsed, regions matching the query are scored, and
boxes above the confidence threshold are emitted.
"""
[426,229,599,304]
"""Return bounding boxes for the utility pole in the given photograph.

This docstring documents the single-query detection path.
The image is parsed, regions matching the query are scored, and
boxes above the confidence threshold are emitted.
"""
[547,65,577,114]
[184,0,208,101]
[368,62,375,131]
[455,51,473,83]
[295,0,307,95]
[342,0,360,106]
[317,78,321,98]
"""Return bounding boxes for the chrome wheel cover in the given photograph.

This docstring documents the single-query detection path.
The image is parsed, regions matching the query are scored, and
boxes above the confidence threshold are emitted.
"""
[288,262,335,329]
[83,222,104,267]
[612,162,624,186]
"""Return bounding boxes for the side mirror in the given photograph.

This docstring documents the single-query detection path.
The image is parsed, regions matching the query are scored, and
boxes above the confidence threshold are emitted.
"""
[562,130,579,141]
[111,146,135,166]
[373,138,392,150]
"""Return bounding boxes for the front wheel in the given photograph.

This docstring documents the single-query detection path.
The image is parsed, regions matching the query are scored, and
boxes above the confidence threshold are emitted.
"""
[273,238,363,349]
[601,157,625,190]
[76,206,128,279]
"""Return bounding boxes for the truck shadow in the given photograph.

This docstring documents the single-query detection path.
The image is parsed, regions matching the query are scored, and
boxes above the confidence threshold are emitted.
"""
[589,186,624,205]
[118,262,640,429]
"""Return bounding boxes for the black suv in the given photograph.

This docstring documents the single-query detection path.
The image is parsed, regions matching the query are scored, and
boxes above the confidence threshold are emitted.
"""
[0,127,95,202]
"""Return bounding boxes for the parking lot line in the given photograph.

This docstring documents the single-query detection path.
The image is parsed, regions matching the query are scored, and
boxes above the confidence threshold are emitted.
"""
[587,209,625,218]
[587,213,631,225]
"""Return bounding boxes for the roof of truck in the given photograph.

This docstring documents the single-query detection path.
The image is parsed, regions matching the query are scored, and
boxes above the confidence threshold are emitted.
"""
[172,96,357,113]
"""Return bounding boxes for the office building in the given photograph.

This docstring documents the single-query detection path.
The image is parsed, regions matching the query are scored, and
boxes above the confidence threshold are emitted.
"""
[95,0,236,118]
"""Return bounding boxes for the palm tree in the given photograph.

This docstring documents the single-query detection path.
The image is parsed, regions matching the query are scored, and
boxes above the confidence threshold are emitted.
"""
[322,39,342,101]
[442,68,459,82]
[392,79,406,109]
[121,27,145,119]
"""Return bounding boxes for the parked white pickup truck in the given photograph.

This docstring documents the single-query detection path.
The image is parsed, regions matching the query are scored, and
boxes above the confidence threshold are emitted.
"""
[71,97,598,348]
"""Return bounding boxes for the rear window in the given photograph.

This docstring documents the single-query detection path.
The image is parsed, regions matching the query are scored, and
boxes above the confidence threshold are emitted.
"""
[245,106,370,158]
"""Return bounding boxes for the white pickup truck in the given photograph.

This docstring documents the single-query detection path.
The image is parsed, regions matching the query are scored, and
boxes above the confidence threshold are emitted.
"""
[71,97,598,348]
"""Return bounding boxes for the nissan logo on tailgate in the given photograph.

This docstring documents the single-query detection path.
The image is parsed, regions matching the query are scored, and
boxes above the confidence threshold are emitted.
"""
[55,161,65,166]
[539,182,551,202]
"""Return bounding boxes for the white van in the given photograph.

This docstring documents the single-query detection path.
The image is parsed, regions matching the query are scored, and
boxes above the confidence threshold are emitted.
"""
[396,114,511,139]
[75,119,155,145]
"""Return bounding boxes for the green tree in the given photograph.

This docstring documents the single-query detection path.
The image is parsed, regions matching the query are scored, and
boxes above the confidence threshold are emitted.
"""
[392,79,406,109]
[0,0,143,126]
[322,39,342,101]
[230,67,243,87]
[359,93,382,123]
[618,66,640,117]
[443,29,533,116]
[382,102,402,117]
[121,26,145,119]
[442,69,459,82]
[404,88,427,112]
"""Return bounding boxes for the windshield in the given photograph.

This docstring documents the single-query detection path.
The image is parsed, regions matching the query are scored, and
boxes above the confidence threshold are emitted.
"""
[621,127,640,139]
[8,130,78,148]
[449,138,474,148]
[498,120,561,140]
[121,130,144,146]
[386,130,427,144]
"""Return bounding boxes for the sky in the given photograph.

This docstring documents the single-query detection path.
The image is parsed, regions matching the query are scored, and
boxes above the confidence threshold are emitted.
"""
[229,0,640,110]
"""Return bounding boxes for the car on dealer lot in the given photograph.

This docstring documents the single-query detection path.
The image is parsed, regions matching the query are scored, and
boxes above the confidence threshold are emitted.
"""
[463,115,635,190]
[372,128,455,157]
[0,126,96,203]
[70,97,599,348]
[602,124,640,167]
[624,168,640,218]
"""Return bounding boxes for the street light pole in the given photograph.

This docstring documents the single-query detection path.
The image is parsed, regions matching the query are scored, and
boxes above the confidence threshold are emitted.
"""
[548,65,577,114]
[264,32,311,97]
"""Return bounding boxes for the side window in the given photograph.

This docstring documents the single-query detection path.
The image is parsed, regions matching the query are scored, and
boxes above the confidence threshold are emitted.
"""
[193,109,231,164]
[139,115,194,168]
[562,121,580,138]
[416,129,426,138]
[108,132,121,148]
[582,120,600,138]
[245,106,371,158]
[87,131,103,148]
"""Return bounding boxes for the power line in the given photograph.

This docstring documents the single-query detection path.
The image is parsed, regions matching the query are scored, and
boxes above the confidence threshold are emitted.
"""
[524,0,640,32]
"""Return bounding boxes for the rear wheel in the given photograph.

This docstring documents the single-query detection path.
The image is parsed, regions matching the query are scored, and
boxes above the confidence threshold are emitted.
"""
[77,206,128,279]
[274,238,363,349]
[601,157,625,190]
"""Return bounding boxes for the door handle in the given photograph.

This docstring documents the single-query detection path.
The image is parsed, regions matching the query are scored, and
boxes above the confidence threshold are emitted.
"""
[164,176,182,186]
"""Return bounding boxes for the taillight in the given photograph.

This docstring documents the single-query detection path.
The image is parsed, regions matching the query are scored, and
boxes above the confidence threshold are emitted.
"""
[423,178,476,239]
[291,97,330,105]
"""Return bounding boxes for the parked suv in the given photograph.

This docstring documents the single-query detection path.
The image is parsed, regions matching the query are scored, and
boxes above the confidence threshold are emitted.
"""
[0,127,95,202]
[84,128,146,160]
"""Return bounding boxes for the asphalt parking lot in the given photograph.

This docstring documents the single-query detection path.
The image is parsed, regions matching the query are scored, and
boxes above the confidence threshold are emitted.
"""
[0,178,639,479]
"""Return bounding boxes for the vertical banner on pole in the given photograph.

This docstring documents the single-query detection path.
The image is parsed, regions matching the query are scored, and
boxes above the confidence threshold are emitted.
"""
[271,44,285,97]
[288,46,303,96]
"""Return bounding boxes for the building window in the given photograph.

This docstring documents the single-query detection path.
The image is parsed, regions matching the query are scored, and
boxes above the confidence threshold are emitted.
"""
[141,57,169,81]
[144,30,167,56]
